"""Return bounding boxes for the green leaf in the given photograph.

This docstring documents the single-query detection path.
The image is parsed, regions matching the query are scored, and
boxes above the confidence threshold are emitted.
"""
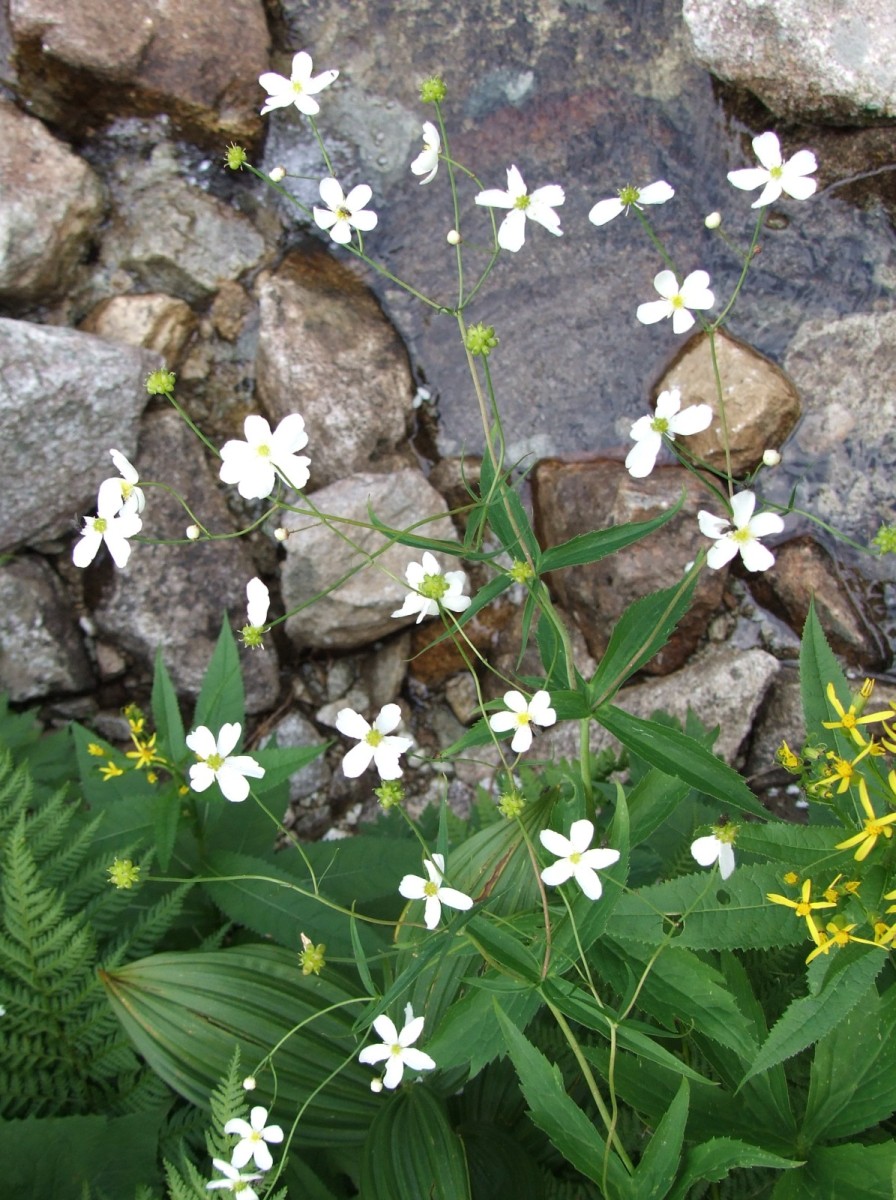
[799,599,852,742]
[478,451,539,562]
[741,945,888,1086]
[608,865,807,951]
[667,1138,798,1200]
[536,611,570,692]
[734,822,845,867]
[465,914,542,983]
[771,1142,896,1200]
[151,785,181,871]
[192,618,244,733]
[359,1085,471,1200]
[627,769,692,849]
[150,646,186,763]
[628,1078,688,1200]
[802,984,896,1143]
[494,1000,631,1193]
[424,978,540,1075]
[589,575,698,704]
[595,704,768,818]
[101,943,377,1145]
[540,495,684,573]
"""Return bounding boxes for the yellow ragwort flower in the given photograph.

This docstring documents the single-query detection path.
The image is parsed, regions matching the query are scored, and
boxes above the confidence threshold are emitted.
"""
[87,742,105,757]
[126,732,160,771]
[805,919,881,964]
[822,681,895,748]
[874,921,896,946]
[767,878,836,945]
[99,760,124,781]
[776,741,801,773]
[809,741,873,796]
[835,777,896,861]
[782,870,800,886]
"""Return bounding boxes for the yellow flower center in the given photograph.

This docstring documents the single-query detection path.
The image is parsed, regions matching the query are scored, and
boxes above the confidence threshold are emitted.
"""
[513,194,531,211]
[732,527,752,544]
[256,443,271,458]
[365,729,384,747]
[419,572,449,600]
[336,206,352,221]
[569,851,581,865]
[94,517,108,534]
[671,294,684,310]
[292,80,305,94]
[650,416,670,434]
[770,164,783,180]
[423,880,439,897]
[206,752,224,770]
[515,712,531,727]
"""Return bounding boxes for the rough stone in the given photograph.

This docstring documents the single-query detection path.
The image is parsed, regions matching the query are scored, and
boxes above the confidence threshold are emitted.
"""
[210,282,253,343]
[532,460,727,674]
[0,100,104,305]
[749,536,888,670]
[255,249,413,489]
[90,410,279,712]
[0,557,94,701]
[658,331,801,475]
[745,668,806,784]
[0,317,155,551]
[280,469,458,650]
[80,293,197,364]
[100,145,267,304]
[9,0,269,146]
[683,0,896,122]
[260,710,331,804]
[542,644,781,767]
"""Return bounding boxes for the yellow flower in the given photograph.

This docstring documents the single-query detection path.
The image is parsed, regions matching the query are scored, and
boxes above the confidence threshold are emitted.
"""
[822,681,894,748]
[126,732,160,771]
[874,921,896,946]
[99,760,124,781]
[835,777,896,861]
[87,742,105,757]
[767,878,836,944]
[805,919,881,964]
[123,703,146,734]
[776,741,801,773]
[107,858,141,889]
[782,870,800,886]
[809,742,872,796]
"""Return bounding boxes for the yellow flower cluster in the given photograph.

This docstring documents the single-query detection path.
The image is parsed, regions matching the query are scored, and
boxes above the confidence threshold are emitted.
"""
[767,873,888,963]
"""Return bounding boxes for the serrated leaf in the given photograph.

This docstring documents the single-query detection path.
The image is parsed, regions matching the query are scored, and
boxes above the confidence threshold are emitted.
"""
[150,647,186,763]
[629,1078,688,1199]
[771,1142,896,1200]
[741,945,887,1086]
[667,1137,798,1200]
[802,984,896,1143]
[799,600,852,743]
[595,705,768,818]
[192,619,244,733]
[734,822,845,868]
[540,495,684,573]
[359,1085,471,1200]
[608,865,806,951]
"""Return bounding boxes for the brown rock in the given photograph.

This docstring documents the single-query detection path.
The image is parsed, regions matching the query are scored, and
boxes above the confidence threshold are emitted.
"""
[409,595,517,687]
[255,249,413,489]
[80,293,196,364]
[533,459,726,675]
[0,100,104,304]
[656,331,801,475]
[210,282,253,343]
[9,0,269,146]
[749,535,888,670]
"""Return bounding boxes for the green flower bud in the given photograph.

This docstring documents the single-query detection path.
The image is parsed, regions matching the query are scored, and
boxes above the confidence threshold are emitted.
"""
[299,941,326,976]
[146,369,176,396]
[107,858,141,889]
[375,780,405,809]
[420,76,447,104]
[498,791,525,819]
[465,323,498,357]
[873,524,896,555]
[508,559,534,584]
[224,143,248,170]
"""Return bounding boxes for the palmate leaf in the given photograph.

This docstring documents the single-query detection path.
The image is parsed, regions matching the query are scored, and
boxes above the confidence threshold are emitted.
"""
[101,944,377,1145]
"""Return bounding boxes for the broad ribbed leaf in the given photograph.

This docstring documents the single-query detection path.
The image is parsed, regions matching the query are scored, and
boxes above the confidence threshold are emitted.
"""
[101,944,376,1145]
[359,1085,471,1200]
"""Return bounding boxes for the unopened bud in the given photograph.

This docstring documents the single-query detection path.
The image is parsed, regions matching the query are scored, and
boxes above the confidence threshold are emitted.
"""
[243,1076,256,1091]
[370,1078,384,1093]
[185,524,200,540]
[273,526,288,542]
[447,228,461,245]
[762,448,781,467]
[704,211,722,229]
[269,166,286,183]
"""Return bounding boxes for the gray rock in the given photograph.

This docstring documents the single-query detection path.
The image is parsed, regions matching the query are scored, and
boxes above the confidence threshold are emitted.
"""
[9,0,269,145]
[90,410,279,712]
[80,293,197,365]
[100,145,267,304]
[255,249,413,489]
[0,100,104,304]
[0,317,155,551]
[683,0,896,122]
[280,469,458,650]
[745,668,806,784]
[0,557,94,700]
[260,710,331,803]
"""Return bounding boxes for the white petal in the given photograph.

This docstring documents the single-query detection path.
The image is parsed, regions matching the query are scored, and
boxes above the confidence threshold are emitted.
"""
[426,855,445,882]
[372,743,407,780]
[186,725,217,758]
[335,708,370,739]
[705,538,739,570]
[439,887,473,912]
[752,131,782,171]
[313,205,339,231]
[382,1056,406,1089]
[679,271,713,307]
[638,180,674,205]
[399,1015,425,1046]
[109,448,138,482]
[727,166,769,192]
[372,1015,398,1043]
[751,178,783,208]
[226,755,265,780]
[652,269,679,299]
[502,690,528,714]
[529,183,564,209]
[505,164,527,198]
[246,577,270,628]
[690,834,721,867]
[748,511,785,539]
[636,299,672,325]
[670,307,696,334]
[782,173,817,200]
[72,528,102,568]
[653,388,681,419]
[423,894,442,928]
[785,148,817,178]
[319,176,345,209]
[588,197,624,226]
[398,874,427,900]
[739,539,776,573]
[345,183,373,212]
[568,819,595,854]
[669,404,712,435]
[272,412,308,452]
[488,711,517,734]
[509,723,534,753]
[189,762,215,793]
[217,722,242,757]
[573,864,604,900]
[730,490,757,528]
[718,843,736,880]
[528,691,556,727]
[625,433,661,477]
[497,209,527,252]
[540,859,575,887]
[400,1047,436,1073]
[358,1043,391,1065]
[580,847,621,870]
[216,765,251,803]
[697,510,729,539]
[539,828,573,857]
[341,741,375,778]
[374,703,402,735]
[475,187,514,209]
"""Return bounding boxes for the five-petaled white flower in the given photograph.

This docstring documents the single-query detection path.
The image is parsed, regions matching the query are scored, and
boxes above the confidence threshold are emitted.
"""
[636,269,714,335]
[540,819,620,901]
[727,131,817,209]
[690,829,737,880]
[698,490,785,573]
[206,1157,263,1198]
[72,487,143,569]
[223,1105,284,1172]
[259,50,338,117]
[411,122,441,184]
[475,165,564,252]
[219,413,311,500]
[391,551,471,624]
[358,1003,436,1090]
[625,387,712,478]
[313,177,378,246]
[97,448,145,517]
[399,853,474,929]
[336,704,413,780]
[588,180,674,227]
[489,690,557,754]
[241,577,270,649]
[186,722,265,803]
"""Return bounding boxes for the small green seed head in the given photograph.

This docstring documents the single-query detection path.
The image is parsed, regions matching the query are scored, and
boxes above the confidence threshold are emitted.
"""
[873,524,896,555]
[240,624,265,649]
[375,780,405,809]
[107,858,141,889]
[225,143,248,170]
[420,76,447,104]
[466,323,498,357]
[498,791,525,819]
[146,368,176,396]
[299,941,327,976]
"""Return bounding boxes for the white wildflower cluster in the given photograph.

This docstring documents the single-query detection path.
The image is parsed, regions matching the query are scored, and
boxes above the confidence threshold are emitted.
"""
[207,1104,284,1198]
[73,449,144,569]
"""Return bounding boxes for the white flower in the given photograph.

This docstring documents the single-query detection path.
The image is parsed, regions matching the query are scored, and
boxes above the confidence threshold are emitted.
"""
[727,131,817,208]
[391,551,471,624]
[358,1003,436,1090]
[636,269,714,335]
[399,853,474,929]
[97,448,145,516]
[219,413,310,500]
[488,690,557,754]
[313,177,378,246]
[206,1157,262,1198]
[411,121,441,184]
[539,819,620,901]
[475,164,564,252]
[186,723,265,803]
[698,490,785,573]
[241,577,270,648]
[336,704,413,780]
[259,50,338,117]
[223,1105,284,1172]
[72,486,143,569]
[690,832,736,880]
[625,388,712,478]
[588,180,674,227]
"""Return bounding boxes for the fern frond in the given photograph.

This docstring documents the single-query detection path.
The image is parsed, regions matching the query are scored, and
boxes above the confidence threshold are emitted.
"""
[103,883,191,968]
